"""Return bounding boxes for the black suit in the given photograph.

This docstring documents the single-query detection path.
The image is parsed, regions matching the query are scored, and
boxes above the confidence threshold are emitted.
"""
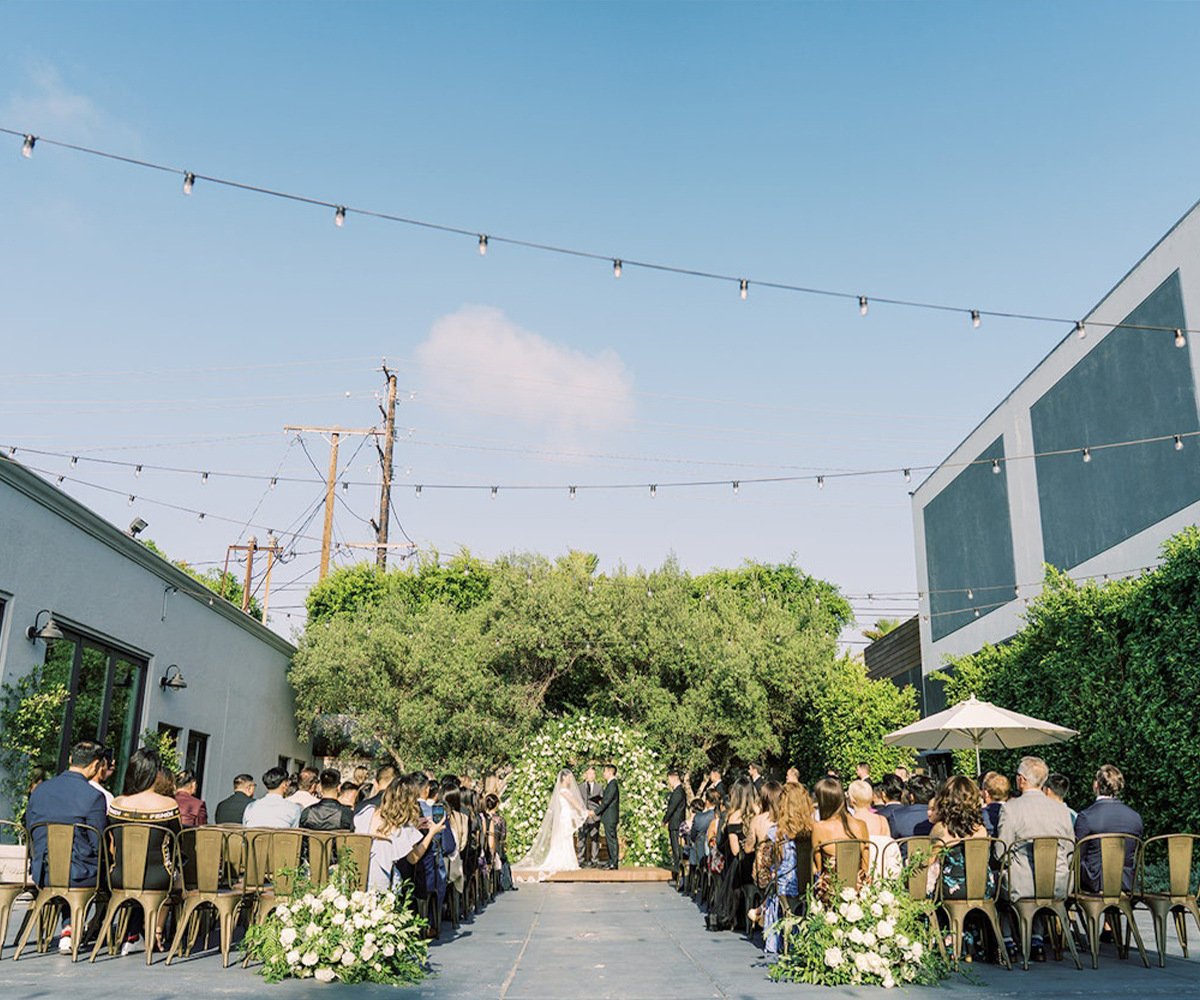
[596,778,620,867]
[578,780,603,864]
[664,785,686,875]
[214,789,255,825]
[1075,797,1143,893]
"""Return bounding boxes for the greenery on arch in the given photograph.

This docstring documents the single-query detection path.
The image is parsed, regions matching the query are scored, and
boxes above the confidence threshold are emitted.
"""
[504,714,667,868]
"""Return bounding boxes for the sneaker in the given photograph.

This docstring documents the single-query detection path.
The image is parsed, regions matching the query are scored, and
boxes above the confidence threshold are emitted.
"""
[58,928,72,954]
[121,934,140,957]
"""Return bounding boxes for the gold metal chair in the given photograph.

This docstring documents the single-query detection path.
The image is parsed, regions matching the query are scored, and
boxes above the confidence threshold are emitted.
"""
[329,832,372,891]
[0,821,33,960]
[167,827,246,967]
[1133,834,1200,968]
[887,836,948,962]
[1003,836,1081,970]
[13,822,103,961]
[813,838,876,891]
[1070,832,1149,969]
[89,822,180,964]
[240,828,304,966]
[935,836,1012,970]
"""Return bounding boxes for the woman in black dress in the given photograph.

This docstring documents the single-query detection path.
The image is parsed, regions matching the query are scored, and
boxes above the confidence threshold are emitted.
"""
[707,778,757,931]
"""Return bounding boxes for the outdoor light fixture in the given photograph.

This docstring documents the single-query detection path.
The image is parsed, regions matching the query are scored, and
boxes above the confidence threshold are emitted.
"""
[160,664,188,691]
[478,234,488,255]
[129,517,148,537]
[25,609,64,642]
[569,485,577,499]
[732,480,739,494]
[992,459,1001,474]
[739,279,748,300]
[1176,329,1187,348]
[21,134,35,158]
[335,205,346,227]
[183,172,195,195]
[903,468,912,483]
[613,259,622,278]
[971,310,981,328]
[859,296,869,316]
[1075,321,1086,339]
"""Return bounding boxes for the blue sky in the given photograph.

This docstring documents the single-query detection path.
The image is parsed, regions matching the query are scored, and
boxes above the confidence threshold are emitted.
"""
[3,2,1199,638]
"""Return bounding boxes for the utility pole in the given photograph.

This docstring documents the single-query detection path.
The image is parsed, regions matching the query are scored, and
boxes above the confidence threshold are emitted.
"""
[283,425,382,582]
[241,535,257,613]
[221,535,281,619]
[375,365,398,569]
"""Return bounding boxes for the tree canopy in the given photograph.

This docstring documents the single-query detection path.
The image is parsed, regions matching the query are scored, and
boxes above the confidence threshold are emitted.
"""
[290,552,918,779]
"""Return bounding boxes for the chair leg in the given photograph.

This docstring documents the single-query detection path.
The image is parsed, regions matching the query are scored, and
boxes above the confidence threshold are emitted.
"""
[1054,905,1082,970]
[1174,908,1188,959]
[88,903,113,963]
[1120,901,1150,968]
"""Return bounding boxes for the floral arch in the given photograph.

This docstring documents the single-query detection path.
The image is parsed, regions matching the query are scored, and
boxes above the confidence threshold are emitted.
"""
[503,714,668,867]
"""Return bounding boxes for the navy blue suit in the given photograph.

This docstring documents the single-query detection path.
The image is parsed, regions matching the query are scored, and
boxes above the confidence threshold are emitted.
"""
[24,769,107,887]
[982,801,1002,836]
[887,803,933,840]
[1074,797,1143,893]
[874,802,902,828]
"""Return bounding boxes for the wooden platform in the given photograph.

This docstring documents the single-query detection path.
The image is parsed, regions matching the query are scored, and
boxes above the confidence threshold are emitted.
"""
[547,866,672,883]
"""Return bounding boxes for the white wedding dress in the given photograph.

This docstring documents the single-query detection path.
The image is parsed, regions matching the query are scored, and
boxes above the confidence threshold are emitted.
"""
[512,769,588,882]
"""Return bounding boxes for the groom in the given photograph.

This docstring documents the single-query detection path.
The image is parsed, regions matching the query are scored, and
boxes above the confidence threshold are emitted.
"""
[588,763,620,870]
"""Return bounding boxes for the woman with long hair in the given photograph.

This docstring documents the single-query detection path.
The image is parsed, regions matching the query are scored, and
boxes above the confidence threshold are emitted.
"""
[811,777,869,888]
[706,777,758,932]
[928,775,991,900]
[759,781,817,953]
[357,782,446,892]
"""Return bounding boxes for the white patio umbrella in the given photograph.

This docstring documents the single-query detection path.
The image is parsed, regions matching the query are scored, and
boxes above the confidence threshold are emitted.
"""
[883,694,1078,774]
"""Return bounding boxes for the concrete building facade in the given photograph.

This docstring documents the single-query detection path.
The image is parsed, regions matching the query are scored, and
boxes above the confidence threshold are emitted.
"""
[912,202,1200,691]
[0,454,308,809]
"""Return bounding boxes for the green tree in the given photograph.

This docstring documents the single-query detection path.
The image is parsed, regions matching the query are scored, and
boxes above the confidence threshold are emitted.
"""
[862,618,902,642]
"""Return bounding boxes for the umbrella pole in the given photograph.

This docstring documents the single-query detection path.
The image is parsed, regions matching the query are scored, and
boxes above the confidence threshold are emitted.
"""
[975,742,981,778]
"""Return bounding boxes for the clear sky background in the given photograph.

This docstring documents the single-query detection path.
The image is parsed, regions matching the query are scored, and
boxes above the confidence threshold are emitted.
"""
[3,2,1199,640]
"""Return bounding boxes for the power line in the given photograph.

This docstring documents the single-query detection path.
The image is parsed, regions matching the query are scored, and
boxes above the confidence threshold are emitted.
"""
[7,125,1200,339]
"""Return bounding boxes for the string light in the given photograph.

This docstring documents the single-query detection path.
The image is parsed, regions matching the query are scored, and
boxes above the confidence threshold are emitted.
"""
[198,512,205,520]
[127,494,135,506]
[70,456,78,467]
[56,475,64,484]
[201,471,209,484]
[569,485,576,500]
[1082,447,1092,463]
[478,234,488,256]
[1075,321,1086,339]
[991,458,1001,474]
[613,259,622,278]
[859,296,869,316]
[334,206,346,228]
[415,485,422,497]
[817,475,825,489]
[21,134,34,158]
[135,464,142,477]
[491,485,498,499]
[341,481,349,492]
[183,172,195,195]
[270,476,277,489]
[903,469,911,483]
[966,589,974,601]
[650,484,657,498]
[1176,328,1187,348]
[739,279,748,301]
[732,480,739,494]
[971,310,982,329]
[1175,434,1184,451]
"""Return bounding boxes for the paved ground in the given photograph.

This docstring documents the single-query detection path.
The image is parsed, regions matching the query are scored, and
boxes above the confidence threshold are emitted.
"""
[3,883,1199,998]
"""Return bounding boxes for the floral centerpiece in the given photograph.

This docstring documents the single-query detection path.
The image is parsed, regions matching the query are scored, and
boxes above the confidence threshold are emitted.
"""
[770,872,950,989]
[243,859,428,985]
[504,713,667,867]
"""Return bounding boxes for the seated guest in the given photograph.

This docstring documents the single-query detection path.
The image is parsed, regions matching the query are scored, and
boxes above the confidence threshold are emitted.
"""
[1044,773,1076,824]
[355,763,397,814]
[89,749,116,809]
[25,740,109,892]
[888,774,936,840]
[785,767,801,785]
[980,772,1010,835]
[174,770,208,827]
[1074,764,1143,893]
[928,776,991,900]
[300,769,354,831]
[762,781,816,953]
[214,774,256,824]
[874,773,905,827]
[848,778,895,878]
[811,777,870,884]
[337,781,360,808]
[288,766,320,809]
[243,767,302,828]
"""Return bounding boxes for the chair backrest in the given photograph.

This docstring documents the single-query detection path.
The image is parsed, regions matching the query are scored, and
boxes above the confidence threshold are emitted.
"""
[180,826,243,893]
[331,833,372,891]
[938,836,1003,901]
[1138,834,1199,899]
[27,821,102,890]
[816,838,874,886]
[105,822,179,892]
[1075,833,1139,899]
[304,831,335,887]
[1023,836,1074,900]
[245,829,305,895]
[890,836,939,901]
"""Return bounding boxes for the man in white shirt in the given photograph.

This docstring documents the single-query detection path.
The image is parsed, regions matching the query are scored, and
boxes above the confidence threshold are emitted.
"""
[89,749,115,809]
[243,766,302,828]
[287,766,320,809]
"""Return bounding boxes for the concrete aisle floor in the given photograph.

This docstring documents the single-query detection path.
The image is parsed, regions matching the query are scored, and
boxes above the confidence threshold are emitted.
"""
[3,883,1200,999]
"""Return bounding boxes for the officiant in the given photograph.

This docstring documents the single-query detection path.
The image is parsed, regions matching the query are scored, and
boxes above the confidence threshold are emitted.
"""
[577,765,603,867]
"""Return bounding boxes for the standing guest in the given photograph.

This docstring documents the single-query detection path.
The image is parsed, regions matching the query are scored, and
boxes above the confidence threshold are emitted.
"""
[25,739,109,955]
[761,782,816,953]
[664,770,687,881]
[300,769,354,831]
[174,770,208,827]
[578,766,603,868]
[743,780,782,920]
[874,774,905,828]
[243,767,302,828]
[701,766,726,800]
[996,756,1074,961]
[888,775,936,840]
[981,772,1010,835]
[811,778,869,884]
[855,762,872,782]
[894,765,910,783]
[337,781,360,808]
[214,774,256,824]
[355,783,445,892]
[748,764,765,793]
[689,789,720,884]
[89,749,116,810]
[1074,764,1143,893]
[356,763,397,815]
[785,767,801,785]
[288,766,320,809]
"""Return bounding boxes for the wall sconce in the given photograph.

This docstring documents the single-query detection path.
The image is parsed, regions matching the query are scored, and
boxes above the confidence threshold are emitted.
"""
[25,609,64,642]
[160,664,188,691]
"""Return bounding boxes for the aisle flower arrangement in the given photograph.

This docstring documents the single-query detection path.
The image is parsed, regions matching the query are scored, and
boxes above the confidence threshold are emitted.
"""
[769,872,950,989]
[504,713,667,867]
[243,859,429,985]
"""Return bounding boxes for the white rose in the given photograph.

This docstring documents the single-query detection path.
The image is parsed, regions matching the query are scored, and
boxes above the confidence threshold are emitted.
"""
[911,942,923,960]
[364,933,375,945]
[306,922,320,938]
[340,950,355,967]
[870,902,884,917]
[321,885,338,900]
[877,920,894,939]
[309,900,325,914]
[862,931,877,948]
[844,902,864,923]
[840,887,857,902]
[848,928,864,945]
[824,946,844,968]
[878,890,895,906]
[895,934,909,949]
[277,905,291,920]
[280,927,298,946]
[285,949,301,965]
[333,896,349,911]
[302,951,319,967]
[824,910,839,925]
[332,912,345,926]
[382,943,395,957]
[361,943,376,961]
[882,973,895,989]
[854,953,873,973]
[331,947,342,962]
[314,968,336,983]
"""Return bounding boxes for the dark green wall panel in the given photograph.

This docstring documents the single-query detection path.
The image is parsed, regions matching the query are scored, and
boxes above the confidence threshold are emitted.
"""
[924,436,1016,641]
[1031,271,1200,570]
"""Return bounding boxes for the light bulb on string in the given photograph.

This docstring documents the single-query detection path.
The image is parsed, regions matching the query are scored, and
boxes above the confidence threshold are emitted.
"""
[1175,435,1184,451]
[335,206,346,227]
[732,481,739,494]
[198,512,206,521]
[971,310,981,329]
[490,486,498,500]
[478,234,488,256]
[183,172,195,195]
[859,296,869,316]
[127,495,135,506]
[270,477,277,489]
[1082,447,1092,463]
[967,588,974,601]
[613,259,622,278]
[649,484,657,498]
[903,468,911,483]
[1075,321,1086,339]
[739,279,748,301]
[991,459,1001,474]
[201,471,209,484]
[135,464,142,477]
[1176,329,1187,348]
[56,475,64,485]
[973,608,980,618]
[341,481,349,492]
[415,485,422,497]
[21,135,35,158]
[817,475,825,489]
[569,485,577,500]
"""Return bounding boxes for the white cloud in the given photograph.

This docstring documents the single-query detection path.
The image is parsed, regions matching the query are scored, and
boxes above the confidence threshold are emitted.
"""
[414,306,635,441]
[4,60,137,146]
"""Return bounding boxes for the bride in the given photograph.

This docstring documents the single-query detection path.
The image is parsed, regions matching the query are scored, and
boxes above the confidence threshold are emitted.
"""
[512,768,588,882]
